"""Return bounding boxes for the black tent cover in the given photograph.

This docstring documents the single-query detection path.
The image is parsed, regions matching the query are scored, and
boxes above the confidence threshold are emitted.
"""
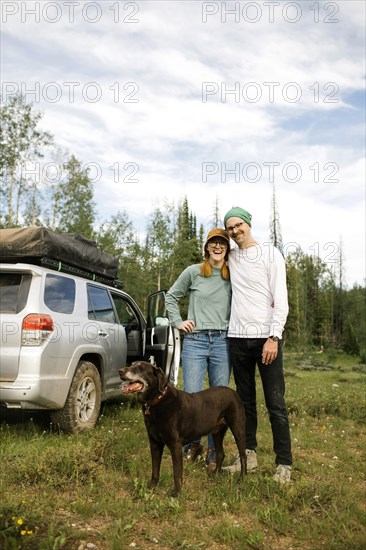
[0,227,119,280]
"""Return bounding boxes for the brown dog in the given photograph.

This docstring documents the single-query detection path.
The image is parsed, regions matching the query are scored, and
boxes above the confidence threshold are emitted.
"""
[119,361,246,496]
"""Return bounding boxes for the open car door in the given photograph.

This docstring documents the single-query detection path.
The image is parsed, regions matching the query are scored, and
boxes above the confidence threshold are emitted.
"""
[145,290,181,385]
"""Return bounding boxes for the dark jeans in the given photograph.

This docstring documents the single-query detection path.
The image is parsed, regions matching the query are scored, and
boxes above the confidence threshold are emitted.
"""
[228,337,292,466]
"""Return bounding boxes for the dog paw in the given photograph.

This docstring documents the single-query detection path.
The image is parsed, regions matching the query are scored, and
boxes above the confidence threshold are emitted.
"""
[169,486,181,497]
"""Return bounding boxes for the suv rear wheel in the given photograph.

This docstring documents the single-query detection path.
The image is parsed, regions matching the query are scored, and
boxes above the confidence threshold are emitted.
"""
[51,361,102,433]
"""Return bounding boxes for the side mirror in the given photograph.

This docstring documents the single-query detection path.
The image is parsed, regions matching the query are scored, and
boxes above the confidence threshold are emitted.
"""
[155,316,169,327]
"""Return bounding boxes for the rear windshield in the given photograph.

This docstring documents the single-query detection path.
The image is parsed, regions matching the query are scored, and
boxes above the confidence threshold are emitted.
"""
[0,273,31,313]
[44,274,76,314]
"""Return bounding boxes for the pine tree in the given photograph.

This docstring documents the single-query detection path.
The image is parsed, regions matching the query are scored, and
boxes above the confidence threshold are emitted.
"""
[343,318,360,355]
[269,185,284,255]
[198,224,205,252]
[342,283,366,353]
[285,249,303,349]
[333,237,345,341]
[173,197,202,276]
[286,248,333,348]
[211,195,221,227]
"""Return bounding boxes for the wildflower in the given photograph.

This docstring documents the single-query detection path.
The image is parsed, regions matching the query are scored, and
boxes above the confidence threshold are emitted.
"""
[17,518,24,525]
[21,530,27,536]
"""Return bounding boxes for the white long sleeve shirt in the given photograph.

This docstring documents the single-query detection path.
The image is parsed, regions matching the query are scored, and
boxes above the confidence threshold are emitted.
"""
[228,243,289,339]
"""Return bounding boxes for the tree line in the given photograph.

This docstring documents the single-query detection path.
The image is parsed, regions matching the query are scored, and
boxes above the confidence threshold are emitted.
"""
[1,96,365,357]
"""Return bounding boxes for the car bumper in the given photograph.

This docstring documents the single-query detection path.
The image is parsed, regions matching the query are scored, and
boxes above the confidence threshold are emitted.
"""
[0,377,70,410]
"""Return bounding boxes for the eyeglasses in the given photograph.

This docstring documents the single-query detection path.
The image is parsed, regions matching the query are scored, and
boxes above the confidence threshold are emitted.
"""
[208,241,227,249]
[226,222,245,234]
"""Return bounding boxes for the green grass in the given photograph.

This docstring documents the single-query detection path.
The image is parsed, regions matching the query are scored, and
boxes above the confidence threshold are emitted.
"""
[1,352,365,549]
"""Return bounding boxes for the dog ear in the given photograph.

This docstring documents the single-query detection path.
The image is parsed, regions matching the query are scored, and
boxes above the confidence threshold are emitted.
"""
[152,364,167,392]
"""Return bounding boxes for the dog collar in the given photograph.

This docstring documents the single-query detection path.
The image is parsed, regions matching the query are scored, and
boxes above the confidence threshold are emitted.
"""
[143,386,169,415]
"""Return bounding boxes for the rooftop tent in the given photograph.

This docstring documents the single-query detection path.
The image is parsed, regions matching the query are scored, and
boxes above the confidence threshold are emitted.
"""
[0,227,120,284]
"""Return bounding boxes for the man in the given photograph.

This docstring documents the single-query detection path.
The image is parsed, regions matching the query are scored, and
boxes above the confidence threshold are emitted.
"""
[223,206,292,483]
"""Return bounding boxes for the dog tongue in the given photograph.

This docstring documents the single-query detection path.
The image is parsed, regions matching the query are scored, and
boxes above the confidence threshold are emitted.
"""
[121,382,143,394]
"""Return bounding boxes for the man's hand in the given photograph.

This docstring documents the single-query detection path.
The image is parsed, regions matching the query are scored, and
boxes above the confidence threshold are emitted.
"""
[179,320,196,333]
[262,338,278,365]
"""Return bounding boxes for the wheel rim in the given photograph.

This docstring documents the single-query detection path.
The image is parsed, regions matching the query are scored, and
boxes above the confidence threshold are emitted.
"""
[76,376,96,422]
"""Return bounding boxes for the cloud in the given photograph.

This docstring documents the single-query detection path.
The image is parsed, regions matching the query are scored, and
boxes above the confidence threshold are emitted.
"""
[1,0,365,285]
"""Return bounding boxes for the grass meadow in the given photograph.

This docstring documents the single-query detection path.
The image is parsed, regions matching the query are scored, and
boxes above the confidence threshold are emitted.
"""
[0,350,365,550]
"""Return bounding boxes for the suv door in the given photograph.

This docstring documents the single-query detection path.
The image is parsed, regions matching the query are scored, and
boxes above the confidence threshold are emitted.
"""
[109,291,145,364]
[87,284,128,392]
[145,290,180,385]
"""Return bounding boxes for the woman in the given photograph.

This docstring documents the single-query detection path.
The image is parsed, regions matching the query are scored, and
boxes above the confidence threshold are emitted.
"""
[165,227,231,472]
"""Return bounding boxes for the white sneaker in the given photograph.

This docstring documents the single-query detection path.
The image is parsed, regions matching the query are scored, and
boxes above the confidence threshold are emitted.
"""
[223,449,258,474]
[273,464,292,484]
[222,454,241,473]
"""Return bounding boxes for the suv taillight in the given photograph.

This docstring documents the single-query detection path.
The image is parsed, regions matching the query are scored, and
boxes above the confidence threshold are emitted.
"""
[22,314,54,346]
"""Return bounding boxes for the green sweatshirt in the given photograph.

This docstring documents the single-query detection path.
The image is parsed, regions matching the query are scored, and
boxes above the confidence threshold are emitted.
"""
[165,264,231,331]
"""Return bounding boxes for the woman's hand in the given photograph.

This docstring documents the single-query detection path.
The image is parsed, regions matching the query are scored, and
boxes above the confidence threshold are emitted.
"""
[179,320,196,333]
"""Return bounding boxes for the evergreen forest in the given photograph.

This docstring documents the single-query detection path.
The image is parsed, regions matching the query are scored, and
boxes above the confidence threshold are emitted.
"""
[1,96,365,357]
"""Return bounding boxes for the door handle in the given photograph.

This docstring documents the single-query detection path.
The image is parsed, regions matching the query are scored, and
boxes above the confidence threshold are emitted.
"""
[98,331,108,338]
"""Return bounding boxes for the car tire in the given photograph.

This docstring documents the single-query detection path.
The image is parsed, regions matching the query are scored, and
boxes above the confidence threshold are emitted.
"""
[51,360,102,433]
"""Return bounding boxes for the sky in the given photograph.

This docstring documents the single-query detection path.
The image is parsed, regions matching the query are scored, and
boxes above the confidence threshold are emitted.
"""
[1,0,365,286]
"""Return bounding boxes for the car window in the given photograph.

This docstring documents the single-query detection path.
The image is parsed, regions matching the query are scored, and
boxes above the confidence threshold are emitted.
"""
[111,294,140,329]
[147,291,169,328]
[87,285,116,323]
[44,274,75,314]
[0,273,31,313]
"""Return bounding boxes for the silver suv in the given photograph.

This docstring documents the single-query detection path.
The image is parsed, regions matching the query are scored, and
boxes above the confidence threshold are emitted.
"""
[0,229,180,433]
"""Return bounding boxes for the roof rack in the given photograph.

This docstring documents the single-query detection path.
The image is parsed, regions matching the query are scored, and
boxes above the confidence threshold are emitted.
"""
[40,257,124,289]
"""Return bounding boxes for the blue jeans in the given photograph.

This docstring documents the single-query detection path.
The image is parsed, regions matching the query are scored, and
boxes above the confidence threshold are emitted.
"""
[182,330,231,449]
[228,337,292,466]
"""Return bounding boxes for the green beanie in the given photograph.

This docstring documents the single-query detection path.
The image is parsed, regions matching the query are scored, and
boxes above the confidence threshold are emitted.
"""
[224,207,252,227]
